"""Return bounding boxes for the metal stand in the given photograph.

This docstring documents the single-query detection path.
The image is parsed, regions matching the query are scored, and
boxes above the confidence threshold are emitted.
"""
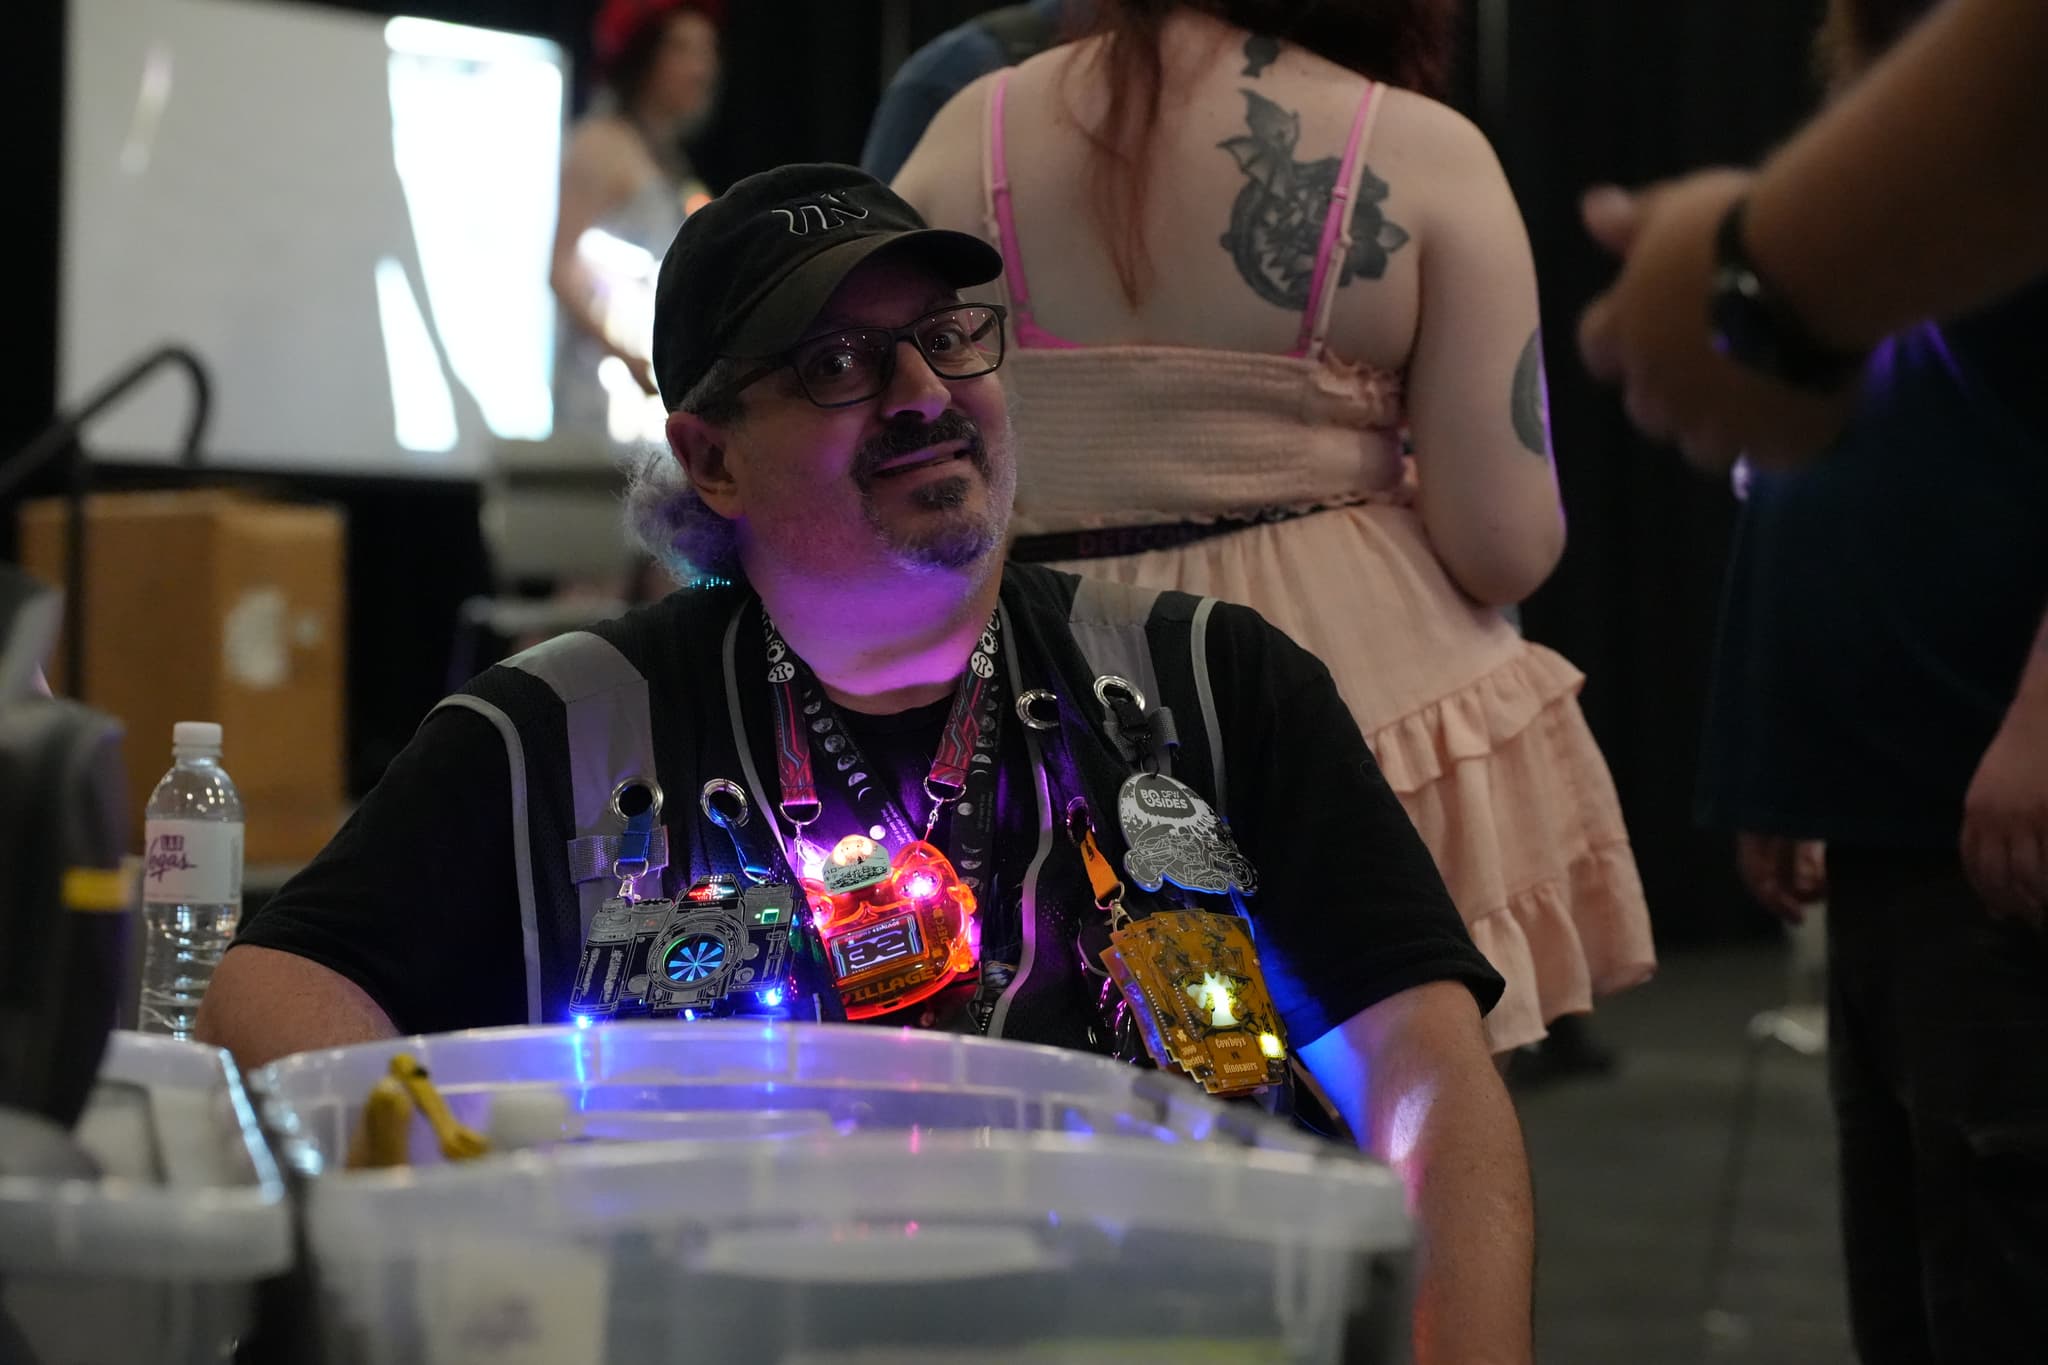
[0,345,212,698]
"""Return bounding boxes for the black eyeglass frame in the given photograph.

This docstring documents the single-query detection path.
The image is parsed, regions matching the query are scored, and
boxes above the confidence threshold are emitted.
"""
[716,303,1010,410]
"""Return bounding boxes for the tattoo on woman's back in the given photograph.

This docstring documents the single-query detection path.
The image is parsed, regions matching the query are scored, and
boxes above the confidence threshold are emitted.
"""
[1216,90,1410,311]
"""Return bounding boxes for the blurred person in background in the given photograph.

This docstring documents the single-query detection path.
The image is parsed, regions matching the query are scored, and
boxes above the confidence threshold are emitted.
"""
[1696,1,2048,1358]
[1578,0,2048,470]
[893,0,1654,1060]
[861,0,1079,183]
[551,0,722,445]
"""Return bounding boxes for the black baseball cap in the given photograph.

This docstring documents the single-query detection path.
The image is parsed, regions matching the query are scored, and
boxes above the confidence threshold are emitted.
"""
[652,163,1004,408]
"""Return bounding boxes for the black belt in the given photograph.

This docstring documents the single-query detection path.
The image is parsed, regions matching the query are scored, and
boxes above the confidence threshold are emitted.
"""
[1008,502,1342,564]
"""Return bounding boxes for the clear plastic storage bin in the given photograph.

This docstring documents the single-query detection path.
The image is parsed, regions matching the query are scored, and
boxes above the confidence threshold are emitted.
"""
[258,1022,1412,1364]
[0,1032,293,1365]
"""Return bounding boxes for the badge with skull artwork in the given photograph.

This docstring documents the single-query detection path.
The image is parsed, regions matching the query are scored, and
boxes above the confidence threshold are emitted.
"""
[1116,772,1258,897]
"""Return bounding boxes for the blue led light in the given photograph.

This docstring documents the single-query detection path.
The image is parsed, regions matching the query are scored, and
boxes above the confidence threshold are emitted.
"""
[761,987,785,1009]
[572,1013,593,1030]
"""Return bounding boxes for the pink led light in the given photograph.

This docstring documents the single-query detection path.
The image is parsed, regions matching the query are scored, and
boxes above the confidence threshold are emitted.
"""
[905,871,939,901]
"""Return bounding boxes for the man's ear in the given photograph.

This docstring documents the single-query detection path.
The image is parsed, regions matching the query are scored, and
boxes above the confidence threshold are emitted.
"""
[667,409,742,519]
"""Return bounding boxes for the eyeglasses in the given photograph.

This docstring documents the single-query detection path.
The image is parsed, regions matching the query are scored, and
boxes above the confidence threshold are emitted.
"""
[725,303,1009,410]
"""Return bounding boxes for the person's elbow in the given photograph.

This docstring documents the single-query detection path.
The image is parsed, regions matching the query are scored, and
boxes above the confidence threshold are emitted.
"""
[1436,509,1566,607]
[194,944,400,1072]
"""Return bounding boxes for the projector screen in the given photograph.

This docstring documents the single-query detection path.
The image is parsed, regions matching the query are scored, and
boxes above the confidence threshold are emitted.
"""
[62,0,566,477]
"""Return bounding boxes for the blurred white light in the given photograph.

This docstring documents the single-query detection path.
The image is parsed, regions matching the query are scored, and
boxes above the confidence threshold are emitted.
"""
[374,257,458,453]
[384,15,563,441]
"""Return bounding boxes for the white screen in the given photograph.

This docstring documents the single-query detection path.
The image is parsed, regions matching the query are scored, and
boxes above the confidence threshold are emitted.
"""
[62,0,565,477]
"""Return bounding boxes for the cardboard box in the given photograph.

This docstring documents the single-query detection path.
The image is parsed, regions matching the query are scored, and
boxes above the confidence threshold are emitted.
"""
[20,490,347,868]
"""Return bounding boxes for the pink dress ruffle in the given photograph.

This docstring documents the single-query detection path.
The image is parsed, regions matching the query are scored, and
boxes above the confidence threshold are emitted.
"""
[1038,462,1656,1052]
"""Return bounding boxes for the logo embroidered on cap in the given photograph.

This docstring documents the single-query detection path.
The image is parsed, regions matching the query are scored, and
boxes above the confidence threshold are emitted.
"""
[770,190,870,236]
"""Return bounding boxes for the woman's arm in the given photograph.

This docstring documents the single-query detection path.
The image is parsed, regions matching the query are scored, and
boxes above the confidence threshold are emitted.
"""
[551,119,657,394]
[1402,104,1566,607]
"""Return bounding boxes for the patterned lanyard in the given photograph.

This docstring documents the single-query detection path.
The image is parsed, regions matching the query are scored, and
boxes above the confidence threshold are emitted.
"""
[762,607,1005,864]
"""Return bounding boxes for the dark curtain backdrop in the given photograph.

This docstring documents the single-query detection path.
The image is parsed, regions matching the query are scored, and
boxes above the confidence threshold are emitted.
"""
[11,1,1830,940]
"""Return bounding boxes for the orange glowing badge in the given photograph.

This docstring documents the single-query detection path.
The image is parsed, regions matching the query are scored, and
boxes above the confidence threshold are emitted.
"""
[802,837,978,1020]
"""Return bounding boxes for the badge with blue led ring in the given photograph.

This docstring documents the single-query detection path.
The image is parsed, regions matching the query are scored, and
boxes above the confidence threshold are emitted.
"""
[1116,772,1258,897]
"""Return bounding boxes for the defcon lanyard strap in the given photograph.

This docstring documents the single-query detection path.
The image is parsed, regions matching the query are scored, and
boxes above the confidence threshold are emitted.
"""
[761,606,1004,867]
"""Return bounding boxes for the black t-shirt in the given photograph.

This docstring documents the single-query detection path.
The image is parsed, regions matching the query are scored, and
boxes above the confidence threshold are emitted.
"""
[238,568,1502,1045]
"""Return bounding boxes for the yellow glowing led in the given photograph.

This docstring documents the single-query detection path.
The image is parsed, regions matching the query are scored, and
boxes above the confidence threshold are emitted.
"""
[1258,1032,1284,1059]
[1185,972,1242,1030]
[830,834,878,865]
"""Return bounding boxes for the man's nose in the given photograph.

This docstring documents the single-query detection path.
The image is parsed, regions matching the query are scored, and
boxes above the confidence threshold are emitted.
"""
[877,337,950,424]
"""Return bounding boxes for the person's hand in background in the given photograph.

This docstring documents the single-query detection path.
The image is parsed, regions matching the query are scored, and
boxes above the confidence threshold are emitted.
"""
[1736,830,1828,924]
[1576,169,1860,472]
[1962,688,2048,926]
[624,351,659,397]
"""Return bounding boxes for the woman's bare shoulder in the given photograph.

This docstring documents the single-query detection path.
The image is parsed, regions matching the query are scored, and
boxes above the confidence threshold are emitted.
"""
[1367,86,1501,180]
[565,113,642,162]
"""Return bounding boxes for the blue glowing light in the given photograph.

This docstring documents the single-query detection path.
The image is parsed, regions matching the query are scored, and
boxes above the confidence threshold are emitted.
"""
[761,987,785,1009]
[663,934,727,983]
[572,1013,593,1030]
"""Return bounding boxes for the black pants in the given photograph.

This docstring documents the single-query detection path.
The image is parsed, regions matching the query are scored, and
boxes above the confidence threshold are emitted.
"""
[1827,845,2048,1364]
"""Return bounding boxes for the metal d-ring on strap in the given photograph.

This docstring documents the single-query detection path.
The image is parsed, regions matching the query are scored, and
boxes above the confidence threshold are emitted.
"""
[609,778,664,897]
[700,778,750,829]
[1014,688,1061,731]
[701,778,783,886]
[1091,675,1146,713]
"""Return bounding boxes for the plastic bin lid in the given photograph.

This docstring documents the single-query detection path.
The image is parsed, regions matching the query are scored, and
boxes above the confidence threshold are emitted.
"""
[258,1020,1335,1157]
[0,1033,292,1279]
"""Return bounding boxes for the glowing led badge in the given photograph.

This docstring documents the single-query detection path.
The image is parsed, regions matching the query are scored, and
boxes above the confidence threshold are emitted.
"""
[1100,910,1288,1097]
[802,835,979,1020]
[1116,773,1258,897]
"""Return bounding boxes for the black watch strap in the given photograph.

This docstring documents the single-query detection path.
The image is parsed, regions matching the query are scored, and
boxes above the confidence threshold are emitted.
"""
[1710,198,1868,392]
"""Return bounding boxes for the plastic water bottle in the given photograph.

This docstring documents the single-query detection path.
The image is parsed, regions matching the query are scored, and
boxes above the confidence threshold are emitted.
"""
[140,722,245,1038]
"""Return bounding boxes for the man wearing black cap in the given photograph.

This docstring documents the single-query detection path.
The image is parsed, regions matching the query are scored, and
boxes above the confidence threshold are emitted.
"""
[202,165,1534,1363]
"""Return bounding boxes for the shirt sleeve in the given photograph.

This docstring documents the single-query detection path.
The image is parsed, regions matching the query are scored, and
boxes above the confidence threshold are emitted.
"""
[232,706,528,1034]
[1202,603,1507,1047]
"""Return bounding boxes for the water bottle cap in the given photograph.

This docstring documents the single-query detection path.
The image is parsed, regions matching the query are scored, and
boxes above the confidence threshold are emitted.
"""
[172,721,223,749]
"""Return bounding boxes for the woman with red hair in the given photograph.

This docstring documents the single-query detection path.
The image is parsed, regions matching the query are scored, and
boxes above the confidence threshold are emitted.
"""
[895,0,1654,1059]
[551,1,721,443]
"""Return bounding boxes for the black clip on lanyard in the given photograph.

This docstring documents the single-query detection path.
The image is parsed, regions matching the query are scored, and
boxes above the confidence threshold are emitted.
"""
[1092,675,1178,779]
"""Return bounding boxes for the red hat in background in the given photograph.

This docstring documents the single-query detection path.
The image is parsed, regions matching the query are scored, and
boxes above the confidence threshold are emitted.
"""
[592,0,723,73]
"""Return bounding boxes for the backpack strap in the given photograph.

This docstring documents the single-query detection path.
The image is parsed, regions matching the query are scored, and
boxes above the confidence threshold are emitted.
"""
[436,630,669,1023]
[1064,577,1230,816]
[500,631,669,891]
[427,692,547,1025]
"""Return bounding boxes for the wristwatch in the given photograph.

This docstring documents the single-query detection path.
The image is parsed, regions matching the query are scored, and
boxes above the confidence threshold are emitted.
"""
[1709,198,1868,392]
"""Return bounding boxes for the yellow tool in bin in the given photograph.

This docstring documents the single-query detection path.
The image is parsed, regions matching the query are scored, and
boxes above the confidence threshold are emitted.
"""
[345,1054,491,1169]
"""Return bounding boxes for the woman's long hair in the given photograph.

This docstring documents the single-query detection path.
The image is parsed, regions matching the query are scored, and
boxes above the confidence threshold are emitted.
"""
[1075,0,1455,305]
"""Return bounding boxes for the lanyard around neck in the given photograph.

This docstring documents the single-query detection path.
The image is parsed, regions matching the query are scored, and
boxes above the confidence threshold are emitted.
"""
[762,607,1004,846]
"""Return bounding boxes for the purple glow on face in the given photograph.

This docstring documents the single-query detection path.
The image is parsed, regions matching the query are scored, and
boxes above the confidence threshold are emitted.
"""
[905,871,940,901]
